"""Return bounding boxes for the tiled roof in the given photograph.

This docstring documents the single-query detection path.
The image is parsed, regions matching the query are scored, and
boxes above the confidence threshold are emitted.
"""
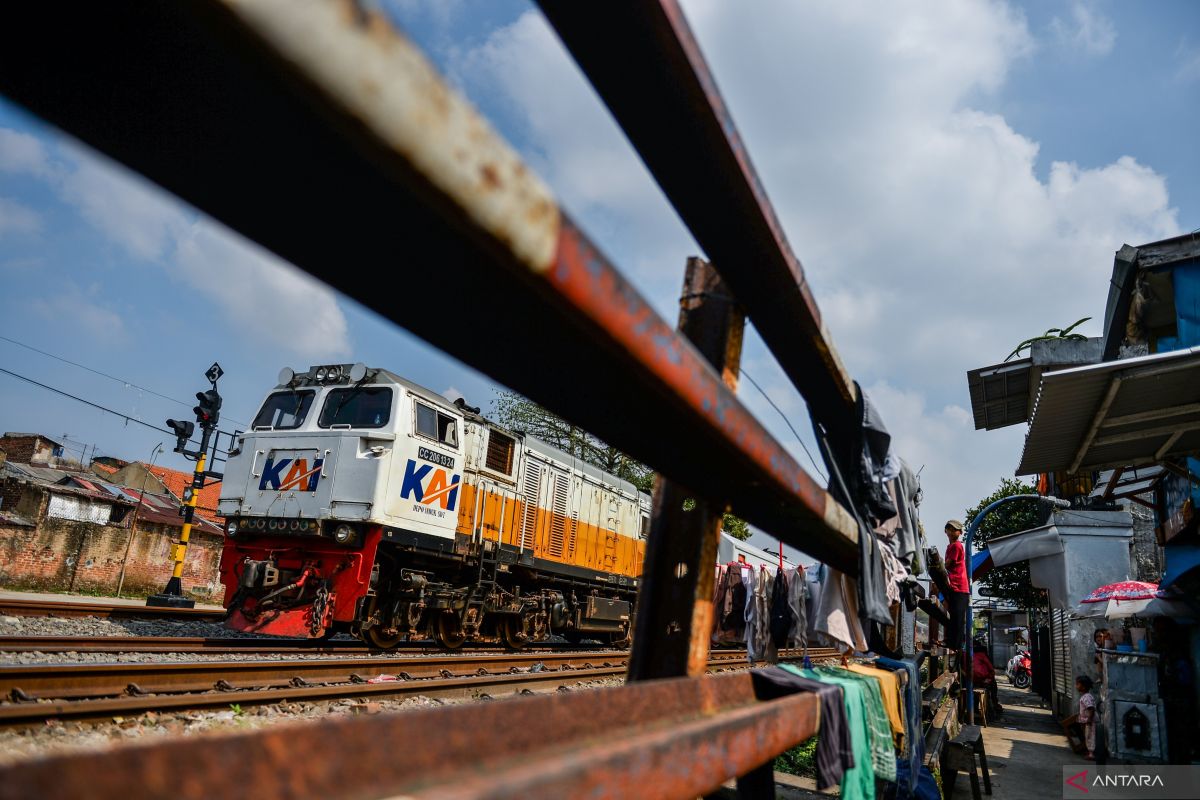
[92,463,118,475]
[146,464,223,524]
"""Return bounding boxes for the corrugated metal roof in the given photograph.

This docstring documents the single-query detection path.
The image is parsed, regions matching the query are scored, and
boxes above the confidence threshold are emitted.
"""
[967,358,1033,430]
[1018,347,1200,475]
[1089,466,1165,500]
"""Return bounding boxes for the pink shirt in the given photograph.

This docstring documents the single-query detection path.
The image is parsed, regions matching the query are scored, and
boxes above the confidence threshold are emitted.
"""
[945,540,968,593]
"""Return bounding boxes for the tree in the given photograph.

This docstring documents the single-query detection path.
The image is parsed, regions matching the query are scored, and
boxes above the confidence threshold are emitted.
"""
[965,477,1049,610]
[491,391,752,540]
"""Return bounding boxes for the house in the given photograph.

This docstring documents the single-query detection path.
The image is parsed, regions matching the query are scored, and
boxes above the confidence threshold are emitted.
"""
[105,462,223,526]
[0,456,224,602]
[0,432,67,468]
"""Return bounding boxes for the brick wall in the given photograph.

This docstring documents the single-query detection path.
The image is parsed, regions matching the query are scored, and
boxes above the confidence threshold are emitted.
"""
[0,435,53,465]
[0,496,224,602]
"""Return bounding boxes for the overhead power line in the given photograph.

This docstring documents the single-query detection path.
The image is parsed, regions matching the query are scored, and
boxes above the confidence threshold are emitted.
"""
[0,333,249,427]
[738,367,827,483]
[0,366,229,456]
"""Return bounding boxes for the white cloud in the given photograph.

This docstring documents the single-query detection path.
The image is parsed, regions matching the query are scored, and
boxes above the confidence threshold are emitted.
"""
[1050,2,1117,57]
[438,0,1180,544]
[0,196,42,238]
[0,128,53,177]
[0,127,353,360]
[30,282,127,340]
[441,385,465,402]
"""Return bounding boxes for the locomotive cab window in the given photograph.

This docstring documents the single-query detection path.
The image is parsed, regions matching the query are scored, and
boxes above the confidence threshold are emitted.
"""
[253,390,315,430]
[415,401,459,448]
[318,387,392,429]
[485,430,516,474]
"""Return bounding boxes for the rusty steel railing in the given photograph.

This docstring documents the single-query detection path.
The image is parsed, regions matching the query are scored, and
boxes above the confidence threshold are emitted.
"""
[0,1,869,796]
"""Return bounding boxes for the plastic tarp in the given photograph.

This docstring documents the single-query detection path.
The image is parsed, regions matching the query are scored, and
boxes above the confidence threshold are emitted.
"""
[1161,542,1200,590]
[985,525,1063,567]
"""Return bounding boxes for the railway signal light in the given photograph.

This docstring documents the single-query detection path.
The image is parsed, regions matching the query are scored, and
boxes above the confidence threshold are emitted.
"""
[166,418,195,453]
[194,388,222,429]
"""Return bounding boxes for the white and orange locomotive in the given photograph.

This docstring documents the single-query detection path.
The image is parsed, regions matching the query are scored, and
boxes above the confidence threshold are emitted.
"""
[218,364,649,649]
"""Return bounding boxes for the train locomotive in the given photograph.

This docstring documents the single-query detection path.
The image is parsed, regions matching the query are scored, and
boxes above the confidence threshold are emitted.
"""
[217,364,649,649]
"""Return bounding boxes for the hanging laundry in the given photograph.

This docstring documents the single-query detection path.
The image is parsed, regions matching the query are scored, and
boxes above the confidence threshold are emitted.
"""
[876,655,923,799]
[750,667,854,791]
[713,562,748,644]
[804,564,823,644]
[816,665,897,783]
[813,567,869,652]
[846,663,906,753]
[745,566,774,663]
[784,664,877,800]
[768,565,793,650]
[893,460,925,574]
[787,565,808,650]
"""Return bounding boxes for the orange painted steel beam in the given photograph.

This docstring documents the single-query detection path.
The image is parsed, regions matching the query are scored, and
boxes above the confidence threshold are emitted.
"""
[0,1,858,570]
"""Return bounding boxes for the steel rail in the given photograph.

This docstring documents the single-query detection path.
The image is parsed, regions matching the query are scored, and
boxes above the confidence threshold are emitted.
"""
[0,651,651,700]
[538,0,857,431]
[0,1,858,572]
[0,651,794,727]
[0,670,818,800]
[0,599,224,621]
[0,635,626,655]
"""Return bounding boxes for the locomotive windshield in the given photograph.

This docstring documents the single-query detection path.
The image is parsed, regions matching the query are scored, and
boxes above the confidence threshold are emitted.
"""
[318,386,393,429]
[252,390,315,429]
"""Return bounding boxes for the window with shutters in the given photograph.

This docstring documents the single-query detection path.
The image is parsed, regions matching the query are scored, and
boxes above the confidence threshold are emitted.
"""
[547,471,569,558]
[485,430,515,474]
[1051,608,1072,694]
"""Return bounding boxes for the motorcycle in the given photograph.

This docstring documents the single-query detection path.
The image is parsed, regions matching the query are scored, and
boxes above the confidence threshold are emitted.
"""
[1006,648,1032,689]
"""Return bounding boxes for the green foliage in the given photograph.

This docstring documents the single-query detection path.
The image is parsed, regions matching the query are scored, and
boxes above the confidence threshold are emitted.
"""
[493,390,752,537]
[492,390,654,493]
[1004,317,1091,362]
[774,735,818,777]
[229,703,244,716]
[965,477,1048,609]
[721,513,751,541]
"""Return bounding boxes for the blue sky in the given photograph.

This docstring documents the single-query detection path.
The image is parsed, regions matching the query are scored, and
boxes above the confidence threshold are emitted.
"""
[1,0,1196,560]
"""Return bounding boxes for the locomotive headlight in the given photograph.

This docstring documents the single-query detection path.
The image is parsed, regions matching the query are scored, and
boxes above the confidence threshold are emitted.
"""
[226,520,239,537]
[333,524,355,544]
[315,367,328,382]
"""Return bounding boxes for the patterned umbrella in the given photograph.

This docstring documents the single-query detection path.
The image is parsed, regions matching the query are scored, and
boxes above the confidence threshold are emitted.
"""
[1078,580,1158,604]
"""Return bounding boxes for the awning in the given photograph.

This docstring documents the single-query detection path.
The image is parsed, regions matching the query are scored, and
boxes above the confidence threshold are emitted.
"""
[1017,346,1200,475]
[967,358,1034,430]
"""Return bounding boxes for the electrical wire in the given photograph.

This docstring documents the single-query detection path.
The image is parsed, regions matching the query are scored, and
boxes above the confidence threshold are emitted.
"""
[0,333,249,427]
[738,367,827,482]
[0,366,229,456]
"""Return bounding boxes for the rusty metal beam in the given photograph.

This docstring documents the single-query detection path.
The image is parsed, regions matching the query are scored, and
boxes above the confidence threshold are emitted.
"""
[629,258,744,681]
[538,0,857,432]
[0,671,817,800]
[0,0,857,570]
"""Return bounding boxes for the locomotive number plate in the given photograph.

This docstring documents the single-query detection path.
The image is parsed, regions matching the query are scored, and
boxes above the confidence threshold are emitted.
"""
[418,446,455,469]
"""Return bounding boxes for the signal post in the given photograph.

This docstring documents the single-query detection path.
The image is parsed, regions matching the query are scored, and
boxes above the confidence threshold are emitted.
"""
[147,362,223,608]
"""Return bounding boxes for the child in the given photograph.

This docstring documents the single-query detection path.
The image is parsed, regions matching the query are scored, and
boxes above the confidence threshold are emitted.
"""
[1076,675,1097,760]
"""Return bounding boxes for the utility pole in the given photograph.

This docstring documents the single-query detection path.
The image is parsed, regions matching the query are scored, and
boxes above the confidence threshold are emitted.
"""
[147,362,224,609]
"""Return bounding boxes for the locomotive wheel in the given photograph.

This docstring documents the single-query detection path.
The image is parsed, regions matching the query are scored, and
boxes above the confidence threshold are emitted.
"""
[362,625,404,650]
[435,613,466,650]
[502,617,529,651]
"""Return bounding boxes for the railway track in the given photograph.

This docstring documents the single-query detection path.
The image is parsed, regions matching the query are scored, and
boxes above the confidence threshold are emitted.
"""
[0,598,225,621]
[0,635,599,655]
[0,648,838,725]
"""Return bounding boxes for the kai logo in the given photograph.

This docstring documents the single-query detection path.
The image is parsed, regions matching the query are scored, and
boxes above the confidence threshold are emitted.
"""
[399,459,460,511]
[259,457,324,492]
